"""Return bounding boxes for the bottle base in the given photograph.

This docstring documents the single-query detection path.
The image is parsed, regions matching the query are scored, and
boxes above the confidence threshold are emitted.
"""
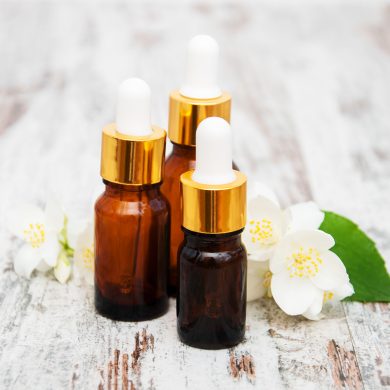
[177,323,245,350]
[95,287,169,321]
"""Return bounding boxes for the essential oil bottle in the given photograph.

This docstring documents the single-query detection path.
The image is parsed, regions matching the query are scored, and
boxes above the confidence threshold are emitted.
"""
[161,35,235,296]
[177,117,247,349]
[95,78,169,321]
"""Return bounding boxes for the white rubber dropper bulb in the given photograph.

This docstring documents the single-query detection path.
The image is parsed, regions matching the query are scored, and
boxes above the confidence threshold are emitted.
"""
[180,35,222,99]
[116,78,153,136]
[192,117,236,185]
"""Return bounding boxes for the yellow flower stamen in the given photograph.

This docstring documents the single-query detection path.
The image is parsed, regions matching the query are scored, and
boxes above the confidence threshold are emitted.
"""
[82,245,94,270]
[262,271,273,298]
[323,291,334,303]
[249,218,276,246]
[263,271,272,288]
[23,223,45,248]
[287,246,323,278]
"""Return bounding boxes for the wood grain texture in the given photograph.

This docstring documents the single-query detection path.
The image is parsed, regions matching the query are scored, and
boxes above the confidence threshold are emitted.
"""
[0,0,389,389]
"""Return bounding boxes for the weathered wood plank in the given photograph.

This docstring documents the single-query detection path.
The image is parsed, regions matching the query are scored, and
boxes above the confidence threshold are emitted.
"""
[276,3,390,387]
[0,256,364,390]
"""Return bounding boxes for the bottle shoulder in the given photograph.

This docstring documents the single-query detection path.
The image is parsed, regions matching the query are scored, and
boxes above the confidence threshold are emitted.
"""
[95,189,169,217]
[165,151,196,172]
[162,153,196,194]
[180,240,246,267]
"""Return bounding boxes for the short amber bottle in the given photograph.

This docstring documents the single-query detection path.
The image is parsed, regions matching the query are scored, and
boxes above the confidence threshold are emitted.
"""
[177,228,247,349]
[95,181,169,321]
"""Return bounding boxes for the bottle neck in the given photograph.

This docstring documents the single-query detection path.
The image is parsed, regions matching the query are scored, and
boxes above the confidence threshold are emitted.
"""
[182,227,243,251]
[171,142,196,159]
[103,179,161,195]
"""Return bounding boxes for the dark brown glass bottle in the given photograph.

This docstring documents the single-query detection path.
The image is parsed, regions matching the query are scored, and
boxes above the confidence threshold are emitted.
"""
[177,118,246,349]
[161,143,238,297]
[177,228,247,349]
[95,181,169,321]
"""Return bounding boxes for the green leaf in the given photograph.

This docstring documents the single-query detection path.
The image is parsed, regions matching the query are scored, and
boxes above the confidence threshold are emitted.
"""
[320,211,390,302]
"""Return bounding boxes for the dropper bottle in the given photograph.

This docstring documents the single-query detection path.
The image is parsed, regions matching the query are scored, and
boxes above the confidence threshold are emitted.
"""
[177,117,247,349]
[161,35,236,296]
[94,78,169,321]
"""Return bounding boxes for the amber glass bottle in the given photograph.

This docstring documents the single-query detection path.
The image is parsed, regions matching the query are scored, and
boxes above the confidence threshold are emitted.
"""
[161,143,195,295]
[162,91,232,295]
[95,181,169,321]
[94,77,169,321]
[177,228,246,349]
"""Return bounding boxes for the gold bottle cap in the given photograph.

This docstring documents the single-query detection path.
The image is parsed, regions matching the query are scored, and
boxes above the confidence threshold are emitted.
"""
[100,123,166,185]
[180,170,247,234]
[168,90,231,147]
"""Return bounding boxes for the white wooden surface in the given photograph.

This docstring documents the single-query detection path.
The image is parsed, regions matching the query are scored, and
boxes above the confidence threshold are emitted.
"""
[0,1,389,389]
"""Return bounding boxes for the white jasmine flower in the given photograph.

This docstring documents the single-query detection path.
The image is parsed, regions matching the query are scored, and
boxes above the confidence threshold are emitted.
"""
[243,183,287,262]
[8,197,65,279]
[243,182,325,263]
[73,221,94,285]
[244,181,326,302]
[270,229,354,319]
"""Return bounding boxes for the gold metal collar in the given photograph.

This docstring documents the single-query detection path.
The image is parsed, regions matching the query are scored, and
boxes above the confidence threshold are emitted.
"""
[100,123,166,185]
[168,90,231,147]
[180,170,246,234]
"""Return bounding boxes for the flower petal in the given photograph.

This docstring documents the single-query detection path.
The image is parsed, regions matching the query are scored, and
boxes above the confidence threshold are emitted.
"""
[302,290,324,320]
[73,222,94,285]
[54,255,71,284]
[271,272,322,315]
[248,248,274,262]
[243,196,284,255]
[40,232,60,266]
[36,260,51,272]
[269,241,290,274]
[14,245,42,278]
[285,230,335,251]
[247,260,269,302]
[270,230,336,275]
[247,181,280,207]
[7,204,45,239]
[332,281,354,301]
[310,250,348,290]
[67,218,89,249]
[286,202,324,232]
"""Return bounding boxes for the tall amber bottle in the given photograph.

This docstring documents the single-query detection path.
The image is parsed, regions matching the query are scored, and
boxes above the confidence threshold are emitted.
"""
[177,118,247,349]
[161,35,232,295]
[95,78,169,321]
